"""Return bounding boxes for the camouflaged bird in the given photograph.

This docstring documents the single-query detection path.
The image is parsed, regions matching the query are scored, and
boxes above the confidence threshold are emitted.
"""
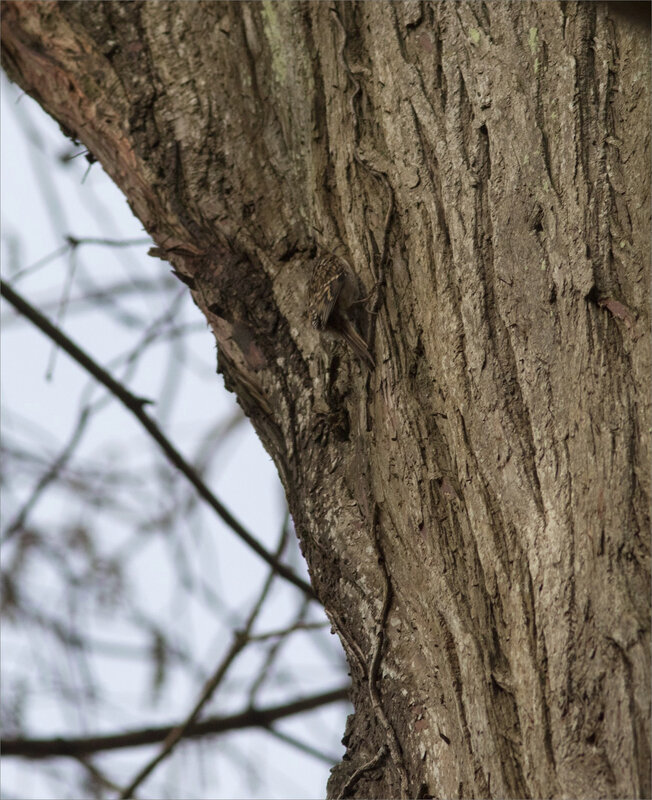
[308,253,375,370]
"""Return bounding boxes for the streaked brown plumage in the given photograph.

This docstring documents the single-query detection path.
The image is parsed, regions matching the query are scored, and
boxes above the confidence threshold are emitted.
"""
[308,254,375,370]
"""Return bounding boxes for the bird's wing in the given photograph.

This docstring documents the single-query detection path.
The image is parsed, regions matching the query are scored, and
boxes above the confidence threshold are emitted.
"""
[313,269,345,329]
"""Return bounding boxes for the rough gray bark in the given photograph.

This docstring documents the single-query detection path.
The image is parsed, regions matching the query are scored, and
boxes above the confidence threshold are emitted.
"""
[2,2,649,798]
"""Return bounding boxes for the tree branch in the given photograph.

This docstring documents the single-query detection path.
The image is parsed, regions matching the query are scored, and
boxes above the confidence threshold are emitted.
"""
[119,524,289,798]
[266,726,341,765]
[0,278,315,599]
[2,687,350,759]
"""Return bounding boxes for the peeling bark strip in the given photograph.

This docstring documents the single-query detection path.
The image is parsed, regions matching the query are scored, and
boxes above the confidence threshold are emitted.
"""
[2,3,649,798]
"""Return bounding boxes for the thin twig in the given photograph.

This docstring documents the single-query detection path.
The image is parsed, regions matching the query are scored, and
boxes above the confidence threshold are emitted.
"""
[1,279,175,326]
[246,597,311,706]
[10,243,70,283]
[74,756,123,794]
[45,246,78,379]
[118,527,287,797]
[3,406,91,542]
[266,726,341,765]
[0,279,314,599]
[246,620,329,644]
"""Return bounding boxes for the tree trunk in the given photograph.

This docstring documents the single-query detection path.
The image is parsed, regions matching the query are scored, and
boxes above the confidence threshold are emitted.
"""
[2,2,649,797]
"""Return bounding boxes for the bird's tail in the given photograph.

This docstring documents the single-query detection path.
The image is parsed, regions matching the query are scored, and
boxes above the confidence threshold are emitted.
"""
[341,318,375,370]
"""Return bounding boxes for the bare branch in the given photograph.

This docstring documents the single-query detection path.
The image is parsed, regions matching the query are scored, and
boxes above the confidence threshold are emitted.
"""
[1,686,350,759]
[118,523,289,797]
[247,620,330,643]
[0,278,315,599]
[73,756,123,794]
[265,726,341,765]
[3,406,91,540]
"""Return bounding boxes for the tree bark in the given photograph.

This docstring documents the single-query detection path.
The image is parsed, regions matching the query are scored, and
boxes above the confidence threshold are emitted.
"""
[2,2,649,797]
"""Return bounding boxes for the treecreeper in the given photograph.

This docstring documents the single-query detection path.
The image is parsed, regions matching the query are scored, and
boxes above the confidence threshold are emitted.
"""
[308,253,375,370]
